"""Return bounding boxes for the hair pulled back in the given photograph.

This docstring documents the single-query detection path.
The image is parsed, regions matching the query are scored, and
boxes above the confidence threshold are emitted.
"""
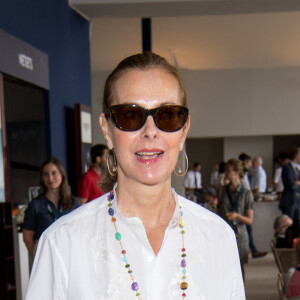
[103,52,187,114]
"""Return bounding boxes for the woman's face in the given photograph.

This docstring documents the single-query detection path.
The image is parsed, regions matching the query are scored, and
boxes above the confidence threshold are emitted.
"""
[42,163,63,191]
[225,165,239,183]
[100,68,190,186]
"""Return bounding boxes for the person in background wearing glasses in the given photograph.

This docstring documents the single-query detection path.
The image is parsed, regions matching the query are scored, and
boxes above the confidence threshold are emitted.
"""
[25,53,245,300]
[78,144,108,205]
[23,157,79,257]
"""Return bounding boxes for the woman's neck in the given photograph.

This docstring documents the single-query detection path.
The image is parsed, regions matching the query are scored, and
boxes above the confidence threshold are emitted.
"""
[116,177,175,229]
[45,189,60,208]
[229,178,241,191]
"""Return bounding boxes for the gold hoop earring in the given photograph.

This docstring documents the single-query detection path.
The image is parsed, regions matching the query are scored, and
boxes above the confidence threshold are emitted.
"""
[107,149,118,177]
[174,150,188,176]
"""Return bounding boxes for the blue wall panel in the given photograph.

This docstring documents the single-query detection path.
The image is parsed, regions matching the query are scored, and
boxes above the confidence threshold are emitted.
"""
[0,0,91,170]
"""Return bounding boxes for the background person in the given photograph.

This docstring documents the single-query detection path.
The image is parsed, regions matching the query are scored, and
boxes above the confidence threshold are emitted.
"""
[273,152,290,197]
[251,157,267,195]
[280,148,300,220]
[25,53,245,299]
[78,144,108,205]
[184,162,203,203]
[285,240,300,298]
[273,214,293,248]
[23,157,79,257]
[239,153,267,259]
[219,158,254,280]
[238,153,252,190]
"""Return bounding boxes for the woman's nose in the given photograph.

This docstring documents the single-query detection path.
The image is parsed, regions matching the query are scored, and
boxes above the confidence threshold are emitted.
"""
[141,116,158,139]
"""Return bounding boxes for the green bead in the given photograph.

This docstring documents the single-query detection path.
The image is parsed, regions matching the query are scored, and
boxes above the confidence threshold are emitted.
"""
[181,230,185,234]
[108,203,112,207]
[182,276,186,279]
[125,264,130,268]
[115,232,121,240]
[182,253,186,257]
[136,293,140,296]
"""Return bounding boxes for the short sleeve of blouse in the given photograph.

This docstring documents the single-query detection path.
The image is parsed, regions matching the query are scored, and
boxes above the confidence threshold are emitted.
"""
[244,189,254,211]
[23,199,38,231]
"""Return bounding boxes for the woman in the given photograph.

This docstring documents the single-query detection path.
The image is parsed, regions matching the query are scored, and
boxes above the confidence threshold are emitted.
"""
[26,53,245,299]
[219,158,254,280]
[23,157,79,257]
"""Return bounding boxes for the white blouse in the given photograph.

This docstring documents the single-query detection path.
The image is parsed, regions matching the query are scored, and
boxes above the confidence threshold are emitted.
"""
[25,187,245,300]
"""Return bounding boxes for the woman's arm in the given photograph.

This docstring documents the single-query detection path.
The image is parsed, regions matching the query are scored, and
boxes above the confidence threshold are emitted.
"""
[23,229,37,257]
[226,209,253,225]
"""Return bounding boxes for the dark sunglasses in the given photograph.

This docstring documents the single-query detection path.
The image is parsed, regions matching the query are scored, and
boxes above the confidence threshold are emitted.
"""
[105,104,189,132]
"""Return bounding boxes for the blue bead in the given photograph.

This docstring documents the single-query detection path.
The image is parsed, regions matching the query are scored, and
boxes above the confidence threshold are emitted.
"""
[182,269,186,274]
[108,207,114,216]
[123,256,128,262]
[108,193,114,201]
[180,211,183,216]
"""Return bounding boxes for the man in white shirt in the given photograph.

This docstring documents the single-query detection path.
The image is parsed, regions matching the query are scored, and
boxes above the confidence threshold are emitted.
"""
[184,162,202,203]
[251,157,267,194]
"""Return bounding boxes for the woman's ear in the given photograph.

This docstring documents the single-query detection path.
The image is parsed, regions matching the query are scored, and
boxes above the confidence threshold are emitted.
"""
[179,115,190,150]
[99,113,114,149]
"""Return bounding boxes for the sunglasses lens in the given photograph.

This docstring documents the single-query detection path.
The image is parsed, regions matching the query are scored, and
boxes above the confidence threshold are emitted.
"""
[155,106,188,132]
[112,106,145,131]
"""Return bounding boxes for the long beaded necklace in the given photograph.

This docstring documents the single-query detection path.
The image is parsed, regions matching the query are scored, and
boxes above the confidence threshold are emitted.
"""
[107,190,188,299]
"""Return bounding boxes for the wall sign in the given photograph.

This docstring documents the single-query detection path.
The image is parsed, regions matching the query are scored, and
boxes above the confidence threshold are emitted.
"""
[0,29,49,90]
[18,53,33,71]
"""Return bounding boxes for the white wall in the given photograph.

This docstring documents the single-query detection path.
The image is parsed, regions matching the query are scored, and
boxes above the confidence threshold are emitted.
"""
[224,136,273,188]
[182,66,300,138]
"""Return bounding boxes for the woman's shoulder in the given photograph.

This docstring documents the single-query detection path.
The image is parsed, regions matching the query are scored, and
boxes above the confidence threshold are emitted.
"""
[42,193,109,238]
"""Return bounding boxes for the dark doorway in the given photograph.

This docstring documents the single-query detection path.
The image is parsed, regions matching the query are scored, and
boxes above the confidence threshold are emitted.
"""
[3,75,48,208]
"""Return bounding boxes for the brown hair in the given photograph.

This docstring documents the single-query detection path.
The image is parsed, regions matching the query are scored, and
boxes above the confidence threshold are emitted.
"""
[227,158,245,179]
[100,53,188,193]
[289,147,300,160]
[103,52,187,114]
[39,157,75,209]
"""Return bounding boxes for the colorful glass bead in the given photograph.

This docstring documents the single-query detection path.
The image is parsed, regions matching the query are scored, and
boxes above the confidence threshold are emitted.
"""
[181,259,186,268]
[108,192,114,201]
[115,232,121,240]
[182,269,186,274]
[121,250,126,254]
[182,292,186,297]
[136,292,140,296]
[108,202,112,207]
[125,264,130,268]
[182,253,186,257]
[108,207,114,216]
[178,219,184,228]
[123,257,128,262]
[182,248,186,252]
[131,282,139,291]
[181,230,185,234]
[111,217,116,223]
[180,282,188,290]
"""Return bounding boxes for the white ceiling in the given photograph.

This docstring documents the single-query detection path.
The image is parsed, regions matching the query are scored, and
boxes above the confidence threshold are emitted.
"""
[70,0,300,72]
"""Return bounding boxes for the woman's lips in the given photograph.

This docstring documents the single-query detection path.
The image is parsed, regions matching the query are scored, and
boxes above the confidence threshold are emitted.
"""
[135,150,164,163]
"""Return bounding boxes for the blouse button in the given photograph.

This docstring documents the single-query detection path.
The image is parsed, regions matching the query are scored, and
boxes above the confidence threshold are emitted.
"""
[147,256,153,262]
